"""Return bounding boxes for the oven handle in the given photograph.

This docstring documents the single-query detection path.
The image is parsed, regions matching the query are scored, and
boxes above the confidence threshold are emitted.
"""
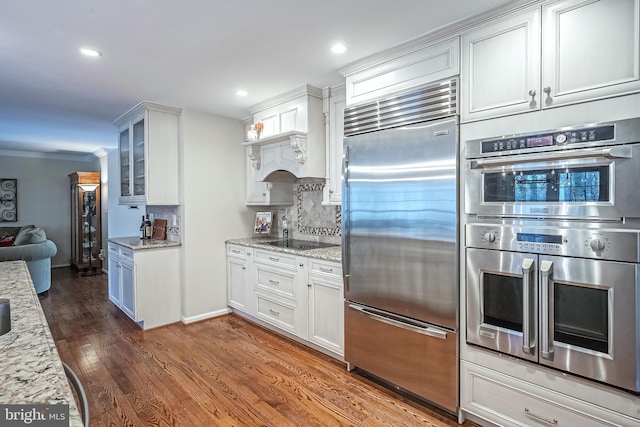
[522,258,535,355]
[469,145,632,169]
[540,260,554,360]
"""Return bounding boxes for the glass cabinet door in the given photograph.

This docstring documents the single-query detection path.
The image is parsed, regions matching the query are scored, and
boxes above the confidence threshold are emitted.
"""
[132,118,145,196]
[119,128,130,197]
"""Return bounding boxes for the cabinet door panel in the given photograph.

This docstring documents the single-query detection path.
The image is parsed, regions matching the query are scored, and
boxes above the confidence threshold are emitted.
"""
[227,257,248,311]
[120,262,137,321]
[461,8,541,121]
[108,256,121,306]
[309,276,344,355]
[542,0,640,107]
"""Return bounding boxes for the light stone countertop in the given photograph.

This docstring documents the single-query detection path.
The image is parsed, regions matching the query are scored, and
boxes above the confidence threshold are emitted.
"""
[109,236,181,250]
[0,261,83,427]
[226,237,342,263]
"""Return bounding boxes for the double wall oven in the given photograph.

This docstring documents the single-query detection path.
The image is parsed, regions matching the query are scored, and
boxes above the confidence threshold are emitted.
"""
[465,117,640,394]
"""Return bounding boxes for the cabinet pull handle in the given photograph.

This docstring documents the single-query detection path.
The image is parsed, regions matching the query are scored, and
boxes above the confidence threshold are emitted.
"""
[524,408,557,425]
[319,266,333,273]
[269,309,280,316]
[269,256,280,262]
[231,249,241,254]
[269,279,280,285]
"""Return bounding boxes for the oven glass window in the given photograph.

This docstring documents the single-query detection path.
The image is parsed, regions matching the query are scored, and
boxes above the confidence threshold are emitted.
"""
[482,273,523,332]
[483,166,610,203]
[554,282,608,354]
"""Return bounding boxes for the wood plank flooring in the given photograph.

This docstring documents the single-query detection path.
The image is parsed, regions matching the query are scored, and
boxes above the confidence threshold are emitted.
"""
[39,268,478,427]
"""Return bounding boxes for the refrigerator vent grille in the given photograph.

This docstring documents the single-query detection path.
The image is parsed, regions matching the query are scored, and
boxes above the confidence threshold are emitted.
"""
[343,79,458,137]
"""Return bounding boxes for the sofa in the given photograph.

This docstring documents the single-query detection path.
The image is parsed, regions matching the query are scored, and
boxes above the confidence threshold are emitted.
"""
[0,225,58,294]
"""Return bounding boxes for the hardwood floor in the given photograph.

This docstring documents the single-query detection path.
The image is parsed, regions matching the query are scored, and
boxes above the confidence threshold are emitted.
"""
[39,268,478,427]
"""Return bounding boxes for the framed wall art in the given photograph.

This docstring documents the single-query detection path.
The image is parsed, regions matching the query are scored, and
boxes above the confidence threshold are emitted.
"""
[254,211,272,235]
[0,179,17,222]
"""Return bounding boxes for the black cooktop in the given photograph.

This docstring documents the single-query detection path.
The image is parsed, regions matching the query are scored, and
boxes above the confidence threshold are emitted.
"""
[263,239,338,250]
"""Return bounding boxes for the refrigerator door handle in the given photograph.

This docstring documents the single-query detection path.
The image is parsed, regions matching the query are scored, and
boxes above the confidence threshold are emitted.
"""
[348,304,448,340]
[342,145,351,292]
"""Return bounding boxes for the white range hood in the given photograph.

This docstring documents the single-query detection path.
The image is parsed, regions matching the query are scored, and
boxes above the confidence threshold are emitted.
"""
[244,85,326,182]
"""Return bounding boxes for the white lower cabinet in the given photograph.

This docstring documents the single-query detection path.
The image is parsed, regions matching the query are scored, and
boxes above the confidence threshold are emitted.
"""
[108,242,180,329]
[461,361,637,427]
[226,244,252,312]
[226,244,344,358]
[308,259,344,355]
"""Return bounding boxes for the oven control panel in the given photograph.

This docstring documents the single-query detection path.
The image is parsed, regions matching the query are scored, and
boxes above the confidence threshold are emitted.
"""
[479,125,614,154]
[466,224,640,262]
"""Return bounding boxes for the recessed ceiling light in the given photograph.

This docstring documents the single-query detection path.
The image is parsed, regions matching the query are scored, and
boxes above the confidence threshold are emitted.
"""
[331,43,347,54]
[80,48,102,57]
[235,89,248,97]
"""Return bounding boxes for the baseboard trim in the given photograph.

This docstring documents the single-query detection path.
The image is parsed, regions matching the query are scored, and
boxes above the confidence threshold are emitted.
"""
[181,308,230,324]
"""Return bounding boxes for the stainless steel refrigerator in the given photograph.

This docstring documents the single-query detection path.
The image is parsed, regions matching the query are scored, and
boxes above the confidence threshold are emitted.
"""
[342,115,459,414]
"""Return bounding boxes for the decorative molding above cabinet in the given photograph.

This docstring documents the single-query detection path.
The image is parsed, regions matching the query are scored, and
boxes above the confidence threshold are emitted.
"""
[243,85,326,182]
[340,37,460,107]
[114,101,181,205]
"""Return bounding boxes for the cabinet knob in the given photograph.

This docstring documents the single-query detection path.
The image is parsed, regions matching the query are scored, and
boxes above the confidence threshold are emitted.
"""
[329,189,334,194]
[242,266,246,271]
[528,89,536,98]
[299,263,304,268]
[308,283,312,288]
[543,86,551,94]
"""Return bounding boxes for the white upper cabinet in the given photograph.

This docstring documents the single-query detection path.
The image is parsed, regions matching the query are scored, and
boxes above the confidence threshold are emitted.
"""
[461,7,541,121]
[115,102,181,205]
[322,85,345,206]
[341,37,460,106]
[542,0,640,107]
[461,0,640,122]
[244,85,326,183]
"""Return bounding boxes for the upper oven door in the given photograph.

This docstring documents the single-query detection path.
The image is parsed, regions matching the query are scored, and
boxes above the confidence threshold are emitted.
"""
[465,144,640,220]
[466,247,538,362]
[538,255,640,393]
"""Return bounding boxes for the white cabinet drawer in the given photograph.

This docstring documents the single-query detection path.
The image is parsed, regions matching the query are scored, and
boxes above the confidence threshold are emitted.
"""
[120,247,134,263]
[254,249,298,269]
[227,244,251,258]
[310,260,342,279]
[255,292,296,334]
[255,266,297,300]
[461,361,634,427]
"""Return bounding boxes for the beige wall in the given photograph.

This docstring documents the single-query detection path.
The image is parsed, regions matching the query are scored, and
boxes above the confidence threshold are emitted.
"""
[179,109,253,321]
[0,154,100,267]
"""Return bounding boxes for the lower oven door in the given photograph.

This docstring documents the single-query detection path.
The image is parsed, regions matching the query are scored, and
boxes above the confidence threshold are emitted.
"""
[466,247,538,362]
[539,255,640,392]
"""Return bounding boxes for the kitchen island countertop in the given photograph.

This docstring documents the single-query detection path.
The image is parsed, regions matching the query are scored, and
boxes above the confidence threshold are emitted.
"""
[226,237,341,263]
[0,261,83,426]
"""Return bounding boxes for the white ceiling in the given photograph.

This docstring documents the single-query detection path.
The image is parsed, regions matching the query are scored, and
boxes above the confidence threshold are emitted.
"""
[0,0,514,158]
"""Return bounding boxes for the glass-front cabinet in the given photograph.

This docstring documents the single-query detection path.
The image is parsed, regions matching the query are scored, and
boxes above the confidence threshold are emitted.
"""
[69,171,102,273]
[114,102,181,205]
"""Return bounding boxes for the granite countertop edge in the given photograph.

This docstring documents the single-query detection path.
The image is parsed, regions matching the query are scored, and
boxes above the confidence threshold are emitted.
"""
[0,261,83,426]
[109,237,182,250]
[226,237,342,263]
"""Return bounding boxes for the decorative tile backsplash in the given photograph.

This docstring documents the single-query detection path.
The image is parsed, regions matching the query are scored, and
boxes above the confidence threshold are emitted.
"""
[147,205,181,242]
[296,183,341,236]
[271,179,341,245]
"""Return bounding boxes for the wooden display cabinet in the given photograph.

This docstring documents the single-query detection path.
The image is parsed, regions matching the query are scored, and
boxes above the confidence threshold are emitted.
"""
[69,172,102,273]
